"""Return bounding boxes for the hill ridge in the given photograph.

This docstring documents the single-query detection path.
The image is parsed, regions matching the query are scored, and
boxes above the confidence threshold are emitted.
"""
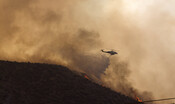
[0,60,137,104]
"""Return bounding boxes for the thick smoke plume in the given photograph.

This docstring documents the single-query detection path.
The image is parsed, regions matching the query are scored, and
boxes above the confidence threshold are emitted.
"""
[0,0,109,78]
[1,0,175,100]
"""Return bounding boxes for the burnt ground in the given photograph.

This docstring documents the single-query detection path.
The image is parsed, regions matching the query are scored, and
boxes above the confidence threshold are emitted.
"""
[0,60,138,104]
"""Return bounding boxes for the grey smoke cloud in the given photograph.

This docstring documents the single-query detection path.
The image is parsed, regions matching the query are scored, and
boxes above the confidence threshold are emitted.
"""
[0,0,109,79]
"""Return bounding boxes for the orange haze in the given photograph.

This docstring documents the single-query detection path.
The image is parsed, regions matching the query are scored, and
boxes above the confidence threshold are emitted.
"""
[1,0,175,100]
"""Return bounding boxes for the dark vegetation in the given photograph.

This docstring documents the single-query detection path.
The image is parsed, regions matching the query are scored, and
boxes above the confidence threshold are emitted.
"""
[0,60,137,104]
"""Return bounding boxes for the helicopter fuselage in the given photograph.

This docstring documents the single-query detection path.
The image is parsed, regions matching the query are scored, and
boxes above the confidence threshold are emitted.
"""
[101,50,118,55]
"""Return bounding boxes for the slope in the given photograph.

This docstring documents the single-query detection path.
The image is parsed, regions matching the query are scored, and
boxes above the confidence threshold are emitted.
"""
[0,60,137,104]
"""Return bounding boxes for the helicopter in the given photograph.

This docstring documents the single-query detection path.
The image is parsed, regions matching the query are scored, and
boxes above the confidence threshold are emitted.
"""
[101,49,118,55]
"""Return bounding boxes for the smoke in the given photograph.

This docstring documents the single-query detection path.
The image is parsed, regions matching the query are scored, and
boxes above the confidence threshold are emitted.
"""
[0,0,111,79]
[101,57,153,101]
[0,0,175,100]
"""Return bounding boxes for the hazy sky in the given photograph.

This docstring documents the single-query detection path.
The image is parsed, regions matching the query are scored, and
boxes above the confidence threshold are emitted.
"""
[102,0,175,99]
[0,0,175,100]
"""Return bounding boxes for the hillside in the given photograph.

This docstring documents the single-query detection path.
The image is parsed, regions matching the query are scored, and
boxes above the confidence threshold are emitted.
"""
[0,60,137,104]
